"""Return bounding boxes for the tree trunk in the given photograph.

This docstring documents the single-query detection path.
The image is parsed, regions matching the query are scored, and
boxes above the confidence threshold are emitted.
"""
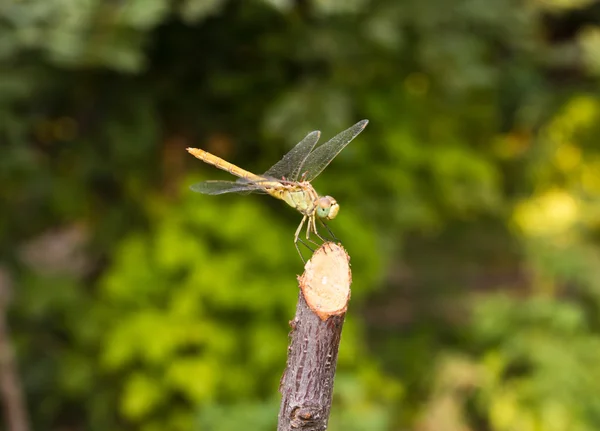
[278,242,351,431]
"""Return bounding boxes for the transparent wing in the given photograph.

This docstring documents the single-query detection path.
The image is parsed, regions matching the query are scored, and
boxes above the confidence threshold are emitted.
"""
[190,180,268,195]
[301,119,369,181]
[263,130,321,181]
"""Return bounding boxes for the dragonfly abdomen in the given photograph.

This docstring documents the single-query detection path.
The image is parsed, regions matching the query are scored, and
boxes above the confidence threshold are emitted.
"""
[187,148,263,183]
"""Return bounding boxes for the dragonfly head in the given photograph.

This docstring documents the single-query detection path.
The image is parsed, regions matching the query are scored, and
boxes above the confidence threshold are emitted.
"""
[316,196,339,220]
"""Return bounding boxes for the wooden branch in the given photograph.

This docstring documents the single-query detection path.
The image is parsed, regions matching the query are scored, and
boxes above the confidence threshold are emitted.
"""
[278,242,352,431]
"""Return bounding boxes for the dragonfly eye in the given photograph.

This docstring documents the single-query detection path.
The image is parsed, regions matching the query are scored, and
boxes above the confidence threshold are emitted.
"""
[316,196,339,220]
[328,200,339,219]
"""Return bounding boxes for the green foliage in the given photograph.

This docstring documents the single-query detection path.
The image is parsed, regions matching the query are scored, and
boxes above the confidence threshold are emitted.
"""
[86,178,387,429]
[420,295,600,431]
[5,0,600,430]
[196,401,278,430]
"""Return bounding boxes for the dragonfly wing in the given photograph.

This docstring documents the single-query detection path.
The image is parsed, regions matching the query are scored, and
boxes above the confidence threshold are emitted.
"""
[190,180,267,195]
[301,119,368,182]
[263,130,321,181]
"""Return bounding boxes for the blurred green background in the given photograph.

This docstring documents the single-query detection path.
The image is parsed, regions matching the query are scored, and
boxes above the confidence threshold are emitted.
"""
[3,0,600,430]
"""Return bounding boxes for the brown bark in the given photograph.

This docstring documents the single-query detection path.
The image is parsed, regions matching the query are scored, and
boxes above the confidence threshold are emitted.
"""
[278,242,351,431]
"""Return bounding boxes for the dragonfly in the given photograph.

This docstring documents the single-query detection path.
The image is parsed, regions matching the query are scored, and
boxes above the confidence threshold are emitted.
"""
[187,119,369,259]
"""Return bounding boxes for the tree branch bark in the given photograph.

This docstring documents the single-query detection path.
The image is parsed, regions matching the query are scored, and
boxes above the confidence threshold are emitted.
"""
[278,242,351,431]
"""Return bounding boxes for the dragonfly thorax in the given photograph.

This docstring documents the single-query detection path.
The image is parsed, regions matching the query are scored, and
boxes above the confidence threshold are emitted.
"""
[274,182,338,219]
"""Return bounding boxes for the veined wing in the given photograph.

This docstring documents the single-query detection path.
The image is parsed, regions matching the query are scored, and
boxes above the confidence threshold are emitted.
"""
[263,130,321,182]
[190,180,268,195]
[301,119,368,182]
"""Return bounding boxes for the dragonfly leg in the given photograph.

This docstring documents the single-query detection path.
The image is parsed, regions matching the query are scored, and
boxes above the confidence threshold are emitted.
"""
[297,237,315,261]
[311,216,326,242]
[319,219,339,242]
[295,241,306,264]
[295,215,307,242]
[306,216,321,247]
[311,217,333,255]
[294,216,309,262]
